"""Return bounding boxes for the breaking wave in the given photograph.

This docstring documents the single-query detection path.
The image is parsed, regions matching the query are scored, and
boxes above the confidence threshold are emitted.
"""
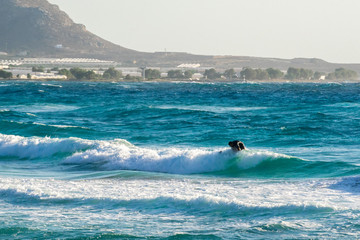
[0,134,358,177]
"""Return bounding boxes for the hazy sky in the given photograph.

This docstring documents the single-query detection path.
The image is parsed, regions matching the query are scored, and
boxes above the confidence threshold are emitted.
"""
[48,0,360,63]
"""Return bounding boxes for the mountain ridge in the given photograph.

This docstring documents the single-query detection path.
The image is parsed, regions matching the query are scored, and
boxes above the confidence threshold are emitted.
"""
[0,0,144,59]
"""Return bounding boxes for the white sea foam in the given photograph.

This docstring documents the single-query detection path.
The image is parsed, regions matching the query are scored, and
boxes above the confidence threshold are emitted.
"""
[26,113,37,117]
[62,139,291,174]
[0,134,290,174]
[152,105,268,114]
[63,143,233,174]
[8,104,80,113]
[0,177,358,212]
[32,122,90,129]
[325,102,360,108]
[2,121,88,130]
[0,134,92,159]
[0,176,357,239]
[51,124,90,129]
[40,83,62,88]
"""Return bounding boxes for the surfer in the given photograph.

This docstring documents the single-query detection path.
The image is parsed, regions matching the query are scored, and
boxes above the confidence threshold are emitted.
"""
[228,140,246,151]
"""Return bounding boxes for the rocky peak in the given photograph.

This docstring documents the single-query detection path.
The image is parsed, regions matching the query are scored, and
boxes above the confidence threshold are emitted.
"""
[0,0,136,59]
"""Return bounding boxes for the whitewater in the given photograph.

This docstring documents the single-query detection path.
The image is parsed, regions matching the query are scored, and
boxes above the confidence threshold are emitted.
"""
[0,80,360,239]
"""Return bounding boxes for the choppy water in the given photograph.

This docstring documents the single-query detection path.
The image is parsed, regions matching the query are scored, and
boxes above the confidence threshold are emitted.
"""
[0,80,360,239]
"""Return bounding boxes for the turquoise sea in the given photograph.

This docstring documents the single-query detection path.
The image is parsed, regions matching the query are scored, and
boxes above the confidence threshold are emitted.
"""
[0,80,360,239]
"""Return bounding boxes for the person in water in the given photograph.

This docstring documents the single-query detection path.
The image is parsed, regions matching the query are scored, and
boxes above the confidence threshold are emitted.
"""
[228,140,246,151]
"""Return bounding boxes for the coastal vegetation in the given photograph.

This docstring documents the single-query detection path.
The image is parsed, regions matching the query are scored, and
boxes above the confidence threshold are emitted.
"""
[103,67,122,79]
[167,70,184,79]
[57,67,122,80]
[0,70,12,79]
[184,70,195,79]
[58,69,74,79]
[32,66,45,72]
[224,69,236,79]
[285,68,314,80]
[145,69,161,80]
[327,68,358,80]
[167,69,194,79]
[237,67,357,81]
[199,67,357,81]
[124,74,142,81]
[69,68,98,80]
[266,68,285,79]
[240,68,274,80]
[203,68,222,80]
[1,65,358,81]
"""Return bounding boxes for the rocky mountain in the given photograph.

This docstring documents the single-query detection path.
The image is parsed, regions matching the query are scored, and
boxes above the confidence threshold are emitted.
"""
[0,0,146,60]
[1,0,360,73]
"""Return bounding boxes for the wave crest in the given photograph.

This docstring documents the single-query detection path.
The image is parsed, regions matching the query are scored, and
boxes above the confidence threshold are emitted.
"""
[0,134,92,159]
[63,140,297,175]
[0,134,339,177]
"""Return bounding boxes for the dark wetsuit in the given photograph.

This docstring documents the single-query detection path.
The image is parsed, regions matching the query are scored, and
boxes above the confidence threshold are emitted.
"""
[228,140,246,151]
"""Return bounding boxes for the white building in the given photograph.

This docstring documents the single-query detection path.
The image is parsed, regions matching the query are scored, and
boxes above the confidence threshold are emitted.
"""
[22,58,116,66]
[0,60,22,66]
[0,58,117,66]
[192,73,203,80]
[30,72,67,80]
[0,65,9,70]
[177,63,201,69]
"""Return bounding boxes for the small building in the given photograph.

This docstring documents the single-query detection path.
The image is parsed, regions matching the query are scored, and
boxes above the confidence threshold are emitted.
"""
[30,72,67,80]
[177,63,201,69]
[0,65,9,70]
[192,73,203,80]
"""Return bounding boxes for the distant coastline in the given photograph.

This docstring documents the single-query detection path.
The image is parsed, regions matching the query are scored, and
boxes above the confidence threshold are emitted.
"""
[2,77,359,84]
[1,62,358,83]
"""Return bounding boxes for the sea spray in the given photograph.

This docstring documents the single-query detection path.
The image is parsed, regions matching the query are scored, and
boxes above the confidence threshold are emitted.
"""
[0,133,92,159]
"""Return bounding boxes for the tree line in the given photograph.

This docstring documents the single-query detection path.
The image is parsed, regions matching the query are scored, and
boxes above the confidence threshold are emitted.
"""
[0,70,12,79]
[58,67,123,80]
[201,67,358,81]
[1,66,358,81]
[201,67,285,80]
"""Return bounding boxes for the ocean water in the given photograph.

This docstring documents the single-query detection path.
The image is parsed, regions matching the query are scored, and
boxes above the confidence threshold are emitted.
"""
[0,80,360,239]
